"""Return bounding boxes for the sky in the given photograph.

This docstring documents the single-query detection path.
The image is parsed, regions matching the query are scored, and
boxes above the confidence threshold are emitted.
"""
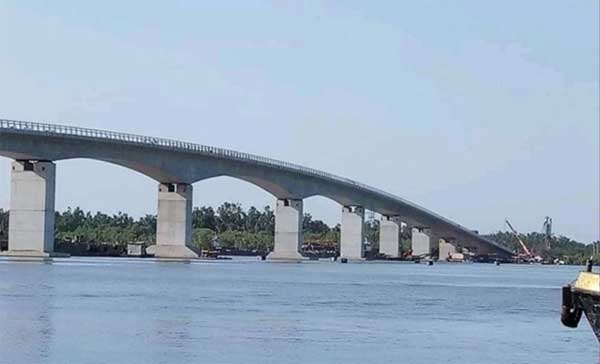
[0,1,598,242]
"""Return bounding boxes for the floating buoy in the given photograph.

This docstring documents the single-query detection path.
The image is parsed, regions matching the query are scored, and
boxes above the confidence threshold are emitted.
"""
[427,260,434,266]
[341,258,348,264]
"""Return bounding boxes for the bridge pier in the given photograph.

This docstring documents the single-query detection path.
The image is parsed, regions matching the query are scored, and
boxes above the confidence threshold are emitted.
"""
[411,227,433,257]
[380,215,402,258]
[1,161,57,258]
[268,199,304,261]
[439,238,457,260]
[155,183,200,259]
[340,206,365,260]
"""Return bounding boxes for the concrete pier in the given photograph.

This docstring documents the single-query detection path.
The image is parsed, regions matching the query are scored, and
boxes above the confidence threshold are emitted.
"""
[2,161,56,257]
[439,238,457,260]
[155,183,199,258]
[411,227,433,257]
[340,206,365,260]
[268,199,305,261]
[380,215,402,258]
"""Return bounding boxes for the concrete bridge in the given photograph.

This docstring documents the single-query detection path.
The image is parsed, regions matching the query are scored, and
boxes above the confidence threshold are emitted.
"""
[0,119,513,260]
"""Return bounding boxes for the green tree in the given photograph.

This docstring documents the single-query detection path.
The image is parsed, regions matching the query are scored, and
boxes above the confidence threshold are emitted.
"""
[0,209,8,240]
[193,228,216,250]
[192,206,217,231]
[365,216,380,252]
[257,206,275,235]
[303,213,330,235]
[217,202,246,232]
[246,206,262,233]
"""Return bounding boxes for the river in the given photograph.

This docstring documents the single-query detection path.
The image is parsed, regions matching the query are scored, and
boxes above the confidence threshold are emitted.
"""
[0,257,597,363]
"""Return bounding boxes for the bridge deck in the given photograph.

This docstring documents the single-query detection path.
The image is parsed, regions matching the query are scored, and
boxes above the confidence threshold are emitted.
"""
[0,118,513,256]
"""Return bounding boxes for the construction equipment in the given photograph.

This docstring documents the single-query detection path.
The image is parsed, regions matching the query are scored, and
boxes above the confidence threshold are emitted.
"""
[505,219,542,263]
[543,216,553,249]
[505,219,532,256]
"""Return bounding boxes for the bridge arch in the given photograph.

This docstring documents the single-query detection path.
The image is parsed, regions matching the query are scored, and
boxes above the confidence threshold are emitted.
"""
[190,175,279,210]
[191,174,297,200]
[53,158,156,215]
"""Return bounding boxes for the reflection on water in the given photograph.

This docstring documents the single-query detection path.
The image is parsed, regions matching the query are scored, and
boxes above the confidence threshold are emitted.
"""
[0,258,596,364]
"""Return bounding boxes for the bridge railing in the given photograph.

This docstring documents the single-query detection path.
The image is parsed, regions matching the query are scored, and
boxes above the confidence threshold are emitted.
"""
[0,118,509,252]
[0,118,367,188]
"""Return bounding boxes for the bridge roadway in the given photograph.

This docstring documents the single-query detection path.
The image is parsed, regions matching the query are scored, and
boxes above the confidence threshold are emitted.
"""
[0,119,513,260]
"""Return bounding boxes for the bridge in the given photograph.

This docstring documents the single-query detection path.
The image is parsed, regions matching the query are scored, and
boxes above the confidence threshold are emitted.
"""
[0,119,513,260]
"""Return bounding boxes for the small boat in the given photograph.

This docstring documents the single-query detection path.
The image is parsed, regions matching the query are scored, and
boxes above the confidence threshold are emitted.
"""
[561,258,600,342]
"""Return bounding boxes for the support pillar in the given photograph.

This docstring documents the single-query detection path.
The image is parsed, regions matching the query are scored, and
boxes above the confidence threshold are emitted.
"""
[155,183,199,258]
[340,206,364,260]
[411,227,433,257]
[439,238,457,260]
[268,198,304,261]
[379,216,402,258]
[2,161,57,257]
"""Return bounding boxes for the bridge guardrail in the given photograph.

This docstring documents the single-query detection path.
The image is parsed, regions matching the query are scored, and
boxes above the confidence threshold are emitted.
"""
[0,118,509,252]
[0,119,387,194]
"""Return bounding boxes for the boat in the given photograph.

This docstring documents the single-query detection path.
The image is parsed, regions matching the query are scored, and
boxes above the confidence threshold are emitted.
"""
[446,252,467,263]
[561,258,600,342]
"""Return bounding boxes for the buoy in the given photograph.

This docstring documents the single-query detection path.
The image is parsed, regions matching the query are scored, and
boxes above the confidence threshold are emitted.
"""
[341,258,348,264]
[427,260,434,266]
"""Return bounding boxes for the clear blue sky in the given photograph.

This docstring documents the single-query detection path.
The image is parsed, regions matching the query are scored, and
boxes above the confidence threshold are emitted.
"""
[0,1,598,242]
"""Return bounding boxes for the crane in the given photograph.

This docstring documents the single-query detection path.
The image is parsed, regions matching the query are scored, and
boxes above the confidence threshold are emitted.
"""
[505,219,533,259]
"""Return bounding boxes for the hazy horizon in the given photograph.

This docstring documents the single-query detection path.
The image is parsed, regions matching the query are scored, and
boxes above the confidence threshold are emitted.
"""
[0,1,598,242]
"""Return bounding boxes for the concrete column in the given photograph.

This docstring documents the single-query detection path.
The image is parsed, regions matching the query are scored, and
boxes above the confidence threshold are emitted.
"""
[379,215,402,258]
[268,198,304,261]
[340,206,364,260]
[2,161,56,257]
[411,227,433,257]
[439,238,457,260]
[155,183,199,258]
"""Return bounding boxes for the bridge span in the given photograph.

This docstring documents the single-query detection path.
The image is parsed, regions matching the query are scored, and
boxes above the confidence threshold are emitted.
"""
[0,119,513,260]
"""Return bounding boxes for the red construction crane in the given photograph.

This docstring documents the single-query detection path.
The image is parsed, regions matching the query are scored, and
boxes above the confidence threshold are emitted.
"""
[505,219,533,258]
